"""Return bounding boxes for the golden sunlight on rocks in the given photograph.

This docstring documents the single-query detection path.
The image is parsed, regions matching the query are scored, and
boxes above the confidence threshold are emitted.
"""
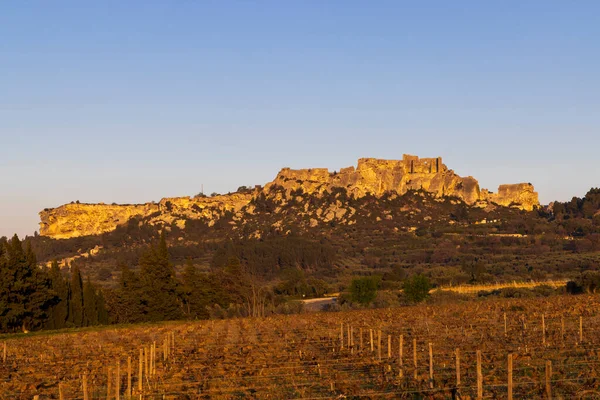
[39,155,539,239]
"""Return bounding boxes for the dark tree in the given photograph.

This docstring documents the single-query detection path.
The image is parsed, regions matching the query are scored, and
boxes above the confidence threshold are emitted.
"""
[139,232,182,321]
[68,264,84,327]
[0,235,55,332]
[45,260,70,329]
[350,276,380,306]
[403,275,431,303]
[83,276,99,326]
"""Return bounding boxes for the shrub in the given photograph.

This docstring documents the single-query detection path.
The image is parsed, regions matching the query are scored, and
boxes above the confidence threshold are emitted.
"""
[349,277,380,306]
[372,291,401,308]
[403,275,431,303]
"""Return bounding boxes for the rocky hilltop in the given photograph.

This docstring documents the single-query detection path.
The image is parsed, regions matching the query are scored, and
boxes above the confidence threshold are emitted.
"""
[39,155,539,239]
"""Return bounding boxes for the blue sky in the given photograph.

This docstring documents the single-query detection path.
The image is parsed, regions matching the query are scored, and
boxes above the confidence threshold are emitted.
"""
[1,1,599,237]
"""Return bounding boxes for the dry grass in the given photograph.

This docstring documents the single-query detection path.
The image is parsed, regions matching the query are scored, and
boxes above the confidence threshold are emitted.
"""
[437,279,568,294]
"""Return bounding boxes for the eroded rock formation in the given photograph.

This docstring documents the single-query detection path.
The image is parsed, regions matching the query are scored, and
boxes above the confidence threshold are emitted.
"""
[39,155,539,239]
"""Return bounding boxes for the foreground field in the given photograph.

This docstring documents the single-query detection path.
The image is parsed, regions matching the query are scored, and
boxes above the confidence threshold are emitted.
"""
[2,295,600,399]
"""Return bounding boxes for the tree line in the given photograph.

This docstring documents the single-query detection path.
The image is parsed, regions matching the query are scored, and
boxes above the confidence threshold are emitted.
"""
[106,232,300,323]
[0,235,107,333]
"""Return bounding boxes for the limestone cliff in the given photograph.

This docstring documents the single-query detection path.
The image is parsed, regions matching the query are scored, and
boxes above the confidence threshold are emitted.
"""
[265,155,535,209]
[39,203,158,239]
[39,154,539,239]
[39,193,252,239]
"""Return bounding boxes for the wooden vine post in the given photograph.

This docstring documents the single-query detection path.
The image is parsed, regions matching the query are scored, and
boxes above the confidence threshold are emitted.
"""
[399,335,403,365]
[428,343,434,389]
[579,316,583,344]
[144,347,149,381]
[171,331,175,357]
[542,314,546,346]
[387,335,391,359]
[347,325,351,350]
[399,335,404,377]
[476,350,483,400]
[545,360,552,399]
[340,323,344,350]
[138,348,143,393]
[116,361,121,400]
[377,330,382,361]
[154,341,157,376]
[58,382,64,400]
[106,367,112,400]
[127,356,132,398]
[455,348,460,387]
[508,354,513,400]
[359,328,363,352]
[504,312,507,336]
[413,339,418,380]
[82,374,89,400]
[163,338,168,361]
[370,329,374,352]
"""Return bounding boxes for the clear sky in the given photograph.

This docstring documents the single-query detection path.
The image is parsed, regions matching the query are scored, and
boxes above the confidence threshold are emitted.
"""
[1,1,599,238]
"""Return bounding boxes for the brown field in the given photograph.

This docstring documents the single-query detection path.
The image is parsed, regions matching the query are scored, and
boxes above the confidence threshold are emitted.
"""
[2,294,600,399]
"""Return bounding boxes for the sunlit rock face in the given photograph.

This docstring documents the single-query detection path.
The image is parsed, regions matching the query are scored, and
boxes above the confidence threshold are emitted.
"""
[39,194,253,239]
[39,203,158,239]
[39,154,539,239]
[483,183,539,210]
[265,155,537,209]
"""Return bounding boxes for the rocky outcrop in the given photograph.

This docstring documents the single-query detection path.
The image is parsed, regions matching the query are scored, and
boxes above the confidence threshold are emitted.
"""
[39,193,253,239]
[39,203,159,239]
[266,155,534,208]
[481,183,539,211]
[39,155,539,239]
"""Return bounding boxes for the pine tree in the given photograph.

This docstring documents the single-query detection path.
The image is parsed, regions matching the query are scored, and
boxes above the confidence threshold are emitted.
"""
[181,258,199,317]
[46,260,69,329]
[0,235,55,332]
[113,263,144,323]
[96,289,109,325]
[68,264,84,327]
[139,232,182,321]
[83,276,99,326]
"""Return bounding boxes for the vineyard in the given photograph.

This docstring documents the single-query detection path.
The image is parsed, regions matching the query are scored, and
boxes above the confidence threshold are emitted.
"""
[3,294,600,399]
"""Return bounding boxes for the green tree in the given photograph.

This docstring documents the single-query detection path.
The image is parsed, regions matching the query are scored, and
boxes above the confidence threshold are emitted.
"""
[349,276,380,306]
[139,232,182,321]
[45,260,69,329]
[403,275,431,303]
[68,264,84,327]
[113,263,144,323]
[83,276,99,326]
[0,235,55,332]
[181,258,199,317]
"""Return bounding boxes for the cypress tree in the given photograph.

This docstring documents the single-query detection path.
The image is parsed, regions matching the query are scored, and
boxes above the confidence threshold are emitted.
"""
[96,289,109,325]
[181,258,199,317]
[139,231,182,321]
[0,235,54,332]
[114,263,144,323]
[68,264,84,327]
[46,260,69,329]
[0,237,9,329]
[83,276,98,326]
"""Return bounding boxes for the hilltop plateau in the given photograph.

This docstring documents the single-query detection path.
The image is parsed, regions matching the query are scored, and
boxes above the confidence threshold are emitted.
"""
[39,155,539,240]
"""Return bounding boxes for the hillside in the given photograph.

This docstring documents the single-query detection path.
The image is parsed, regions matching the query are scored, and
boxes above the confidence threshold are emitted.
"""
[39,155,539,239]
[28,180,600,298]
